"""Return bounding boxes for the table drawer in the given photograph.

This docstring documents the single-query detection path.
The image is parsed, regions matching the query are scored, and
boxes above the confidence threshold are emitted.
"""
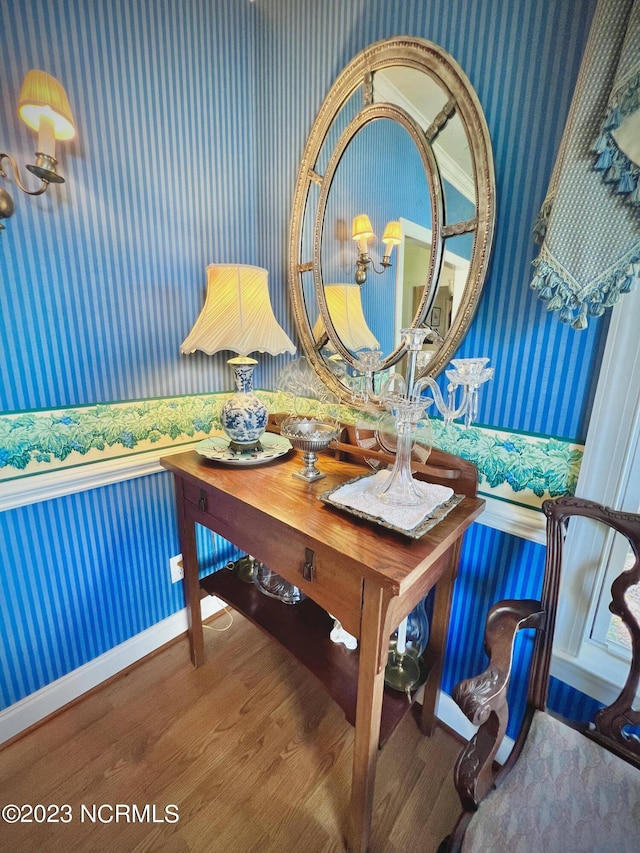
[181,479,363,638]
[274,547,363,639]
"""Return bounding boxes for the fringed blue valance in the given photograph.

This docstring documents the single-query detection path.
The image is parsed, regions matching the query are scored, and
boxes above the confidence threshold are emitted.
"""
[530,0,640,329]
[531,250,640,330]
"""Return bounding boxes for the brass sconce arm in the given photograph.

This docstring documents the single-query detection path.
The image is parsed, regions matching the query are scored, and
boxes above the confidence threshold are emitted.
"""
[0,152,55,197]
[355,250,393,285]
[0,152,61,231]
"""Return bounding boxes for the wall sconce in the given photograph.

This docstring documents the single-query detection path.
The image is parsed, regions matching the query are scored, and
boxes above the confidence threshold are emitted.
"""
[0,70,76,231]
[352,215,401,285]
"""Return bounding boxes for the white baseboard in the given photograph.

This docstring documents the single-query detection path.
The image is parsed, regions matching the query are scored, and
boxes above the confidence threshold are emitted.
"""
[0,595,225,746]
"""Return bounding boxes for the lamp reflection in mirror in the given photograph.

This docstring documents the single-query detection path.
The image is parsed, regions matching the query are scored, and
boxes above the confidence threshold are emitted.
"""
[0,70,76,231]
[181,264,296,452]
[352,214,401,284]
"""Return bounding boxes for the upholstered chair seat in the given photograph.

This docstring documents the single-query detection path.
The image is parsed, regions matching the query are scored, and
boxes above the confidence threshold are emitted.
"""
[461,710,640,853]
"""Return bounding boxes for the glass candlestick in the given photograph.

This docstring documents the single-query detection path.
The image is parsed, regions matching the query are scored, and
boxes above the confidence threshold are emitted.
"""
[375,369,434,506]
[376,397,434,505]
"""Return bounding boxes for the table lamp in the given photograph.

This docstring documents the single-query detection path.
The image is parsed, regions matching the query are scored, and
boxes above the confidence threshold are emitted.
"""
[181,264,296,451]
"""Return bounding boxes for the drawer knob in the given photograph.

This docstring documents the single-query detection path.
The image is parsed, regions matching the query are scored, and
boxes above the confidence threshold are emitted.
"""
[302,547,316,581]
[198,489,208,512]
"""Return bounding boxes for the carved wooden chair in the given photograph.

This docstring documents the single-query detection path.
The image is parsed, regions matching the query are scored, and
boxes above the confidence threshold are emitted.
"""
[441,495,640,852]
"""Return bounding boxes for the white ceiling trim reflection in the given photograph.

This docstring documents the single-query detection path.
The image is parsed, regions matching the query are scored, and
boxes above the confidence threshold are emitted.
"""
[374,70,475,201]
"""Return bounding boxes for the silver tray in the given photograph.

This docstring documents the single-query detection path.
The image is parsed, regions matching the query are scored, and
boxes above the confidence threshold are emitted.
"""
[318,473,465,539]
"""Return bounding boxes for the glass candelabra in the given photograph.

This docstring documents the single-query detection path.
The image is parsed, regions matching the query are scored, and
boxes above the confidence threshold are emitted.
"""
[400,327,494,427]
[373,328,494,694]
[376,373,434,506]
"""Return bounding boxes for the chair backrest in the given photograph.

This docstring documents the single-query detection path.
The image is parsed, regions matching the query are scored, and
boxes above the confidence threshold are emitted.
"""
[530,496,640,768]
[445,495,640,851]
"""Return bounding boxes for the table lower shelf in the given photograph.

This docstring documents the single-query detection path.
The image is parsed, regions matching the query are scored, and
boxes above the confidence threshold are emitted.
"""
[200,568,428,747]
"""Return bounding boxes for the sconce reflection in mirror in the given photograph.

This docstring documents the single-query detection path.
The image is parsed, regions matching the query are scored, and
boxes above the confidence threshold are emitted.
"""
[352,214,401,284]
[0,70,76,232]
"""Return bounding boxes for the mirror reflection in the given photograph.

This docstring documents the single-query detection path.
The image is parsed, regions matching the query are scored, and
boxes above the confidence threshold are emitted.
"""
[288,37,496,404]
[320,117,432,358]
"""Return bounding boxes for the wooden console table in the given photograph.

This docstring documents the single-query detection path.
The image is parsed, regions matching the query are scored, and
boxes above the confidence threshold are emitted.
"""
[161,445,483,852]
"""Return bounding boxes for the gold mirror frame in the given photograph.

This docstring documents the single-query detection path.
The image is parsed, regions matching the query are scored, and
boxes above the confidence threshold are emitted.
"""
[288,36,496,403]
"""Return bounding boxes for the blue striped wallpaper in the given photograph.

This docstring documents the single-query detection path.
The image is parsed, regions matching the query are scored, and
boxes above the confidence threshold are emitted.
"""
[1,0,605,735]
[0,475,240,709]
[0,0,279,410]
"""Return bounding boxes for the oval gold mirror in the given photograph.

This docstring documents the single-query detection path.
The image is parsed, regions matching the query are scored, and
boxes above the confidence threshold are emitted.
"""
[288,36,496,404]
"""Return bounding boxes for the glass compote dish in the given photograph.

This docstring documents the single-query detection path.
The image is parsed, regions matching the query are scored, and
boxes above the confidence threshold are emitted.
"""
[276,356,341,482]
[253,561,305,604]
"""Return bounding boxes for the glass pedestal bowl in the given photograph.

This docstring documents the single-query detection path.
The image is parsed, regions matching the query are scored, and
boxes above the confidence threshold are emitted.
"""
[253,561,305,605]
[280,416,338,482]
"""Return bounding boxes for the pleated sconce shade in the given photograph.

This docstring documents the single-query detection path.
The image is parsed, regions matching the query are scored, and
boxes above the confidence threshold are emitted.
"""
[18,70,76,140]
[313,284,379,352]
[180,264,296,357]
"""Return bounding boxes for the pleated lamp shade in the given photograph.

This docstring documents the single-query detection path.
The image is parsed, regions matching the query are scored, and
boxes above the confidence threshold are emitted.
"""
[18,70,76,140]
[351,214,374,243]
[181,264,296,357]
[313,284,380,352]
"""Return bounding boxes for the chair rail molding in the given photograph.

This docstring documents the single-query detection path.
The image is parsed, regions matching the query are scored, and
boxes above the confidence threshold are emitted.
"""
[1,393,581,544]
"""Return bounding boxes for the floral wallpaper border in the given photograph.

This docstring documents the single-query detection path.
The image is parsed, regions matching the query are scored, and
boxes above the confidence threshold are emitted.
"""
[429,420,583,509]
[0,392,583,511]
[0,395,225,480]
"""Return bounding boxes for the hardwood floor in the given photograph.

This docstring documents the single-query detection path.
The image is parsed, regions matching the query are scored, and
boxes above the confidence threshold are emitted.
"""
[0,611,463,852]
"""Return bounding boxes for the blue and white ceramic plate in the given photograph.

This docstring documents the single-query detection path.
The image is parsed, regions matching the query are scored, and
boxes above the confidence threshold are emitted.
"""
[195,432,292,466]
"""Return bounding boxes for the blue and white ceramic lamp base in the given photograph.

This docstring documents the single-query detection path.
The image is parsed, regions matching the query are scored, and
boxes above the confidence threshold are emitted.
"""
[220,357,269,452]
